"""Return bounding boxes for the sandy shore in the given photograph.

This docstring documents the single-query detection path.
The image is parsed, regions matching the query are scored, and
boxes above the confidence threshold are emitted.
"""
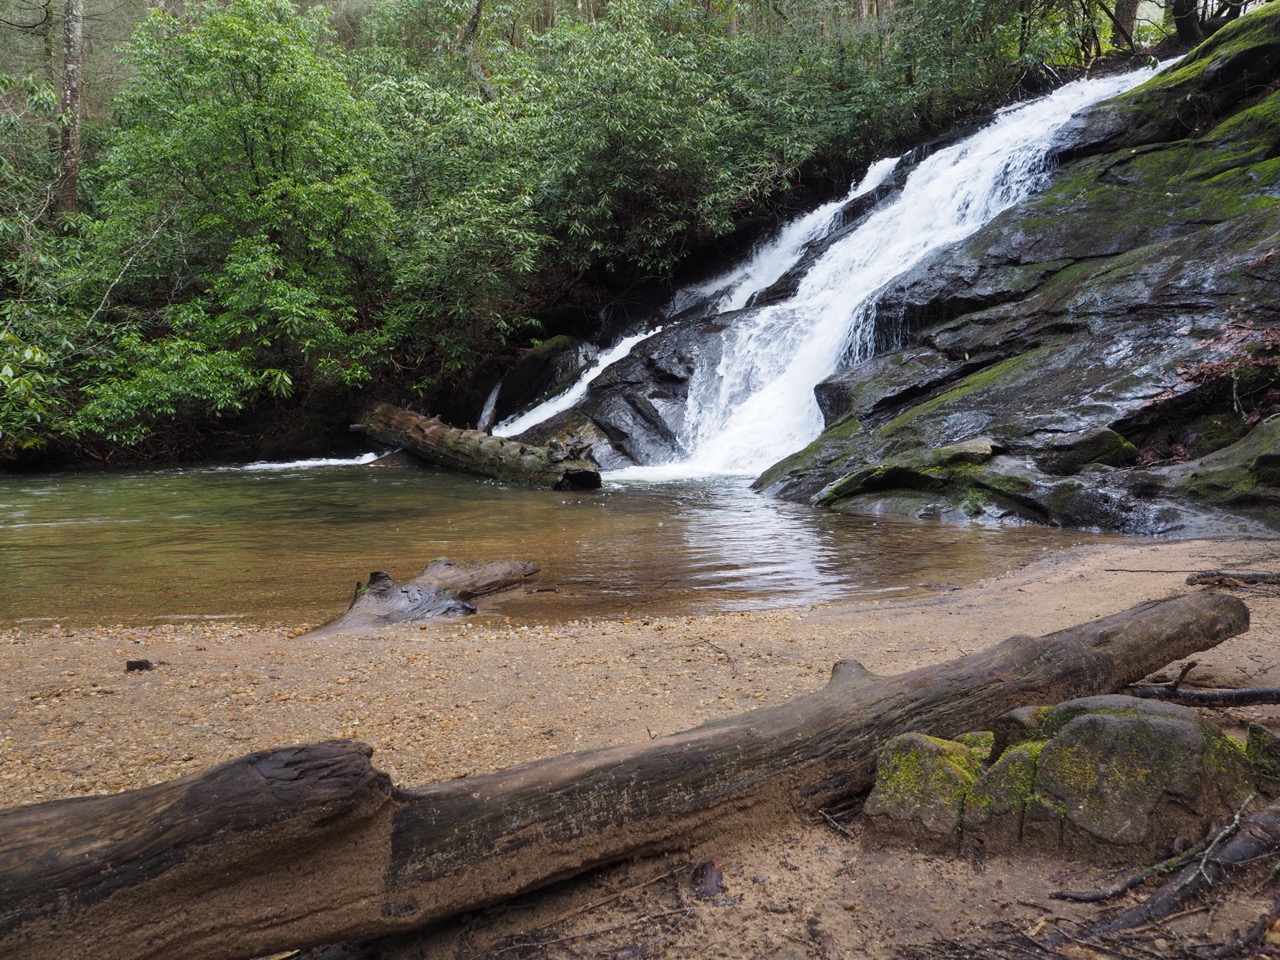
[4,534,1280,957]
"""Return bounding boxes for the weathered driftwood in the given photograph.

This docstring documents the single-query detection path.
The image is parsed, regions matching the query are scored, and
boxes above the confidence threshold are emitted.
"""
[305,558,538,637]
[0,592,1249,960]
[353,401,600,490]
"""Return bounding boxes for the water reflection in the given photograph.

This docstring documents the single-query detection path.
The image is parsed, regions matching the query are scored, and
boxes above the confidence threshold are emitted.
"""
[0,464,1110,627]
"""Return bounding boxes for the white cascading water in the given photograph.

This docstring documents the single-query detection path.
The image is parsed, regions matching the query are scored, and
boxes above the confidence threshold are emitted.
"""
[494,327,663,437]
[667,155,899,316]
[502,66,1161,476]
[476,380,502,432]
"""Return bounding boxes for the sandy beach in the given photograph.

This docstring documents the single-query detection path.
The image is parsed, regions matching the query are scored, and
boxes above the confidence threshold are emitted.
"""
[5,534,1280,958]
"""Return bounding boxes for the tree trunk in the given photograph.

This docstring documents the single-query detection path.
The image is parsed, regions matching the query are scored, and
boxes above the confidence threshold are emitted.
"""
[1111,0,1140,48]
[0,592,1248,960]
[304,558,538,637]
[1173,0,1204,44]
[352,401,601,490]
[55,0,81,215]
[458,0,493,99]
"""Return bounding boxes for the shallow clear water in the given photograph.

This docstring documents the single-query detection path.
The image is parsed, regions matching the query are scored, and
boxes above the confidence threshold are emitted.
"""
[0,461,1111,628]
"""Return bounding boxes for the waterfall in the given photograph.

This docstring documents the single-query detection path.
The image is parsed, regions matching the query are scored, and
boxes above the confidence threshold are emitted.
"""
[668,155,899,316]
[476,379,502,432]
[494,328,663,437]
[500,65,1162,476]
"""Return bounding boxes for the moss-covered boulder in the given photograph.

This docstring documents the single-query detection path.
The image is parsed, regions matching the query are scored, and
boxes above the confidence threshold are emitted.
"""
[1034,698,1253,856]
[865,696,1258,863]
[864,733,985,847]
[755,6,1280,534]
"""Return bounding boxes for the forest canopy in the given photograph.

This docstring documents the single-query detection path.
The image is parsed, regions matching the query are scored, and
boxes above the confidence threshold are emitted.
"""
[0,0,1259,462]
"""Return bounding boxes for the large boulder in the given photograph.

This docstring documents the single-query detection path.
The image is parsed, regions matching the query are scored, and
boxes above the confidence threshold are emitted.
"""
[518,315,729,468]
[755,6,1280,533]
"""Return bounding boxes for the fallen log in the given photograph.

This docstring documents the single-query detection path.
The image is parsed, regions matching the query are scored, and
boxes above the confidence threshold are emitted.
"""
[353,401,601,490]
[304,558,538,637]
[0,592,1249,960]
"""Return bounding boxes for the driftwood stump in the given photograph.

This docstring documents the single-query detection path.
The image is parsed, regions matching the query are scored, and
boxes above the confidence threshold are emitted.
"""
[305,558,538,636]
[0,592,1249,960]
[353,401,601,490]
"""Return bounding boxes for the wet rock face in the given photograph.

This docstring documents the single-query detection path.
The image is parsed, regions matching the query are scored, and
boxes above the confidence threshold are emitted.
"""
[864,696,1257,863]
[495,336,599,426]
[756,7,1280,533]
[516,316,729,468]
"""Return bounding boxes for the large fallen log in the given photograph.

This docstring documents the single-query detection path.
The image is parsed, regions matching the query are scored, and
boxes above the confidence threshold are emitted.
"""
[0,593,1249,960]
[353,401,601,490]
[304,558,538,637]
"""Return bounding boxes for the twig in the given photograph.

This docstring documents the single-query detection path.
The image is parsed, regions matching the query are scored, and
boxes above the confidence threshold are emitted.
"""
[1172,661,1198,691]
[1104,568,1206,574]
[1112,902,1212,935]
[817,808,857,841]
[1192,794,1256,888]
[87,207,178,327]
[1052,833,1215,902]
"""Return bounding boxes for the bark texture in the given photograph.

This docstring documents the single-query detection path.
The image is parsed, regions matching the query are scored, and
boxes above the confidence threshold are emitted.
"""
[0,592,1249,960]
[353,401,601,490]
[305,558,538,636]
[56,0,81,214]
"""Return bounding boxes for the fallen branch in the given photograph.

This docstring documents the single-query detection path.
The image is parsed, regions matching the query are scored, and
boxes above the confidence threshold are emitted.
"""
[1187,571,1280,587]
[303,557,538,636]
[1050,831,1218,903]
[0,592,1249,960]
[1127,685,1280,707]
[1038,792,1275,951]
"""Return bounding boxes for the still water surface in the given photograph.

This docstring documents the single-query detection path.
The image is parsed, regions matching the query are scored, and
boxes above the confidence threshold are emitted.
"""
[0,460,1112,627]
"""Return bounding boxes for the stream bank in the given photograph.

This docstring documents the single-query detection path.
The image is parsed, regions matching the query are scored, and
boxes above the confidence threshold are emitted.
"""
[4,535,1279,956]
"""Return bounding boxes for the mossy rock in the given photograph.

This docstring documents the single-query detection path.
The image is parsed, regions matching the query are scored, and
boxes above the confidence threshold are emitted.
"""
[962,742,1043,849]
[864,733,984,845]
[1035,428,1139,475]
[1247,723,1280,797]
[1034,696,1253,858]
[865,696,1258,863]
[1165,415,1280,507]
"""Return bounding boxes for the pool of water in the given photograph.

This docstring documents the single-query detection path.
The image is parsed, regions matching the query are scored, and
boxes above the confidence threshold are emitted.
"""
[0,459,1112,628]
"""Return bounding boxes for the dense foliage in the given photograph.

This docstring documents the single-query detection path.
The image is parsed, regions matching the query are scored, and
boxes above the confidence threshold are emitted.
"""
[0,0,1213,461]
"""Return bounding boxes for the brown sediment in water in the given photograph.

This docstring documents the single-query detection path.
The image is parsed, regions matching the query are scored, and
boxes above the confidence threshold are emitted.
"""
[3,535,1279,957]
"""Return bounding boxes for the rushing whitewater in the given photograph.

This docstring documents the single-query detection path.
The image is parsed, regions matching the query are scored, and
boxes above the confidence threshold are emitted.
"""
[668,156,899,316]
[506,66,1162,476]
